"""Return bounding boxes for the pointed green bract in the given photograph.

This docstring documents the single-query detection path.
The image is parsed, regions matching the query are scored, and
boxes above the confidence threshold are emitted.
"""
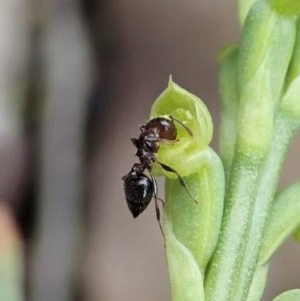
[150,77,213,177]
[246,265,269,301]
[164,215,204,301]
[259,182,300,265]
[272,290,300,301]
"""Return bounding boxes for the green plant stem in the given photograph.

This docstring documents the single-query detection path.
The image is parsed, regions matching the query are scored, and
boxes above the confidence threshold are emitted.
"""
[207,66,300,301]
[207,72,300,301]
[204,1,296,300]
[234,109,300,300]
[204,150,264,301]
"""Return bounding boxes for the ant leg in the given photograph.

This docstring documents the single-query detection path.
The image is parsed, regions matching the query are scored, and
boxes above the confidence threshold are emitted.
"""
[154,199,166,247]
[156,197,165,207]
[158,161,198,204]
[169,115,193,137]
[149,170,166,245]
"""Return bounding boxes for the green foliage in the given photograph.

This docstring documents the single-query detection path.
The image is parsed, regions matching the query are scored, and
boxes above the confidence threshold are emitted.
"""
[259,183,300,265]
[151,79,224,299]
[272,290,300,301]
[149,0,300,300]
[270,0,300,15]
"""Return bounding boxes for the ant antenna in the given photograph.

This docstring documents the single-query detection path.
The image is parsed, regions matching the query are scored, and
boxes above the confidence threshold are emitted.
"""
[169,115,193,137]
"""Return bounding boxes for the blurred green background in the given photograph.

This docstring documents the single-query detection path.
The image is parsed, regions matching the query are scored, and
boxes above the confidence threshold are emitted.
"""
[0,1,299,301]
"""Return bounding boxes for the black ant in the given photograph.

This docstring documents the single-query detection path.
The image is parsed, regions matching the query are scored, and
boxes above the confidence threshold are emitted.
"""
[122,115,197,241]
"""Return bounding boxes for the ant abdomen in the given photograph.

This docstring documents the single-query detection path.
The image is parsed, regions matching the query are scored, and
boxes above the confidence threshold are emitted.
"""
[123,172,154,218]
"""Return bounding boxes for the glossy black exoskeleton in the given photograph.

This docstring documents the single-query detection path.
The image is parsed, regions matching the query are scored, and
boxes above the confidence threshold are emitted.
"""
[122,115,197,240]
[123,163,155,218]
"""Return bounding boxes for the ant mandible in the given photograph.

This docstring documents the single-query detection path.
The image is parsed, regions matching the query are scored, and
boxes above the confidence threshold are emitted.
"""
[122,115,198,240]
